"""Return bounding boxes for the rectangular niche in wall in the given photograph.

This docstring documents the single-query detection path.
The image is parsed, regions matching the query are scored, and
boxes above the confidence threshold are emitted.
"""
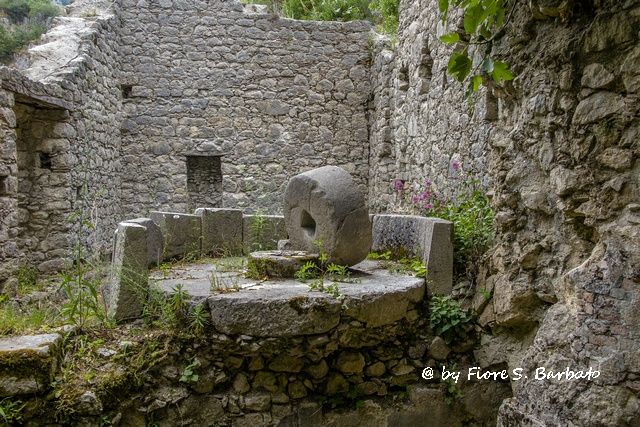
[186,153,223,210]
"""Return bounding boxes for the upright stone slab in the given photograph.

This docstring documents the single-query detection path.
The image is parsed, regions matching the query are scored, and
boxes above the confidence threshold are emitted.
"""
[243,214,287,253]
[0,333,61,397]
[124,218,164,267]
[284,166,371,266]
[371,214,453,295]
[195,208,243,256]
[423,218,453,296]
[372,214,429,258]
[150,211,202,260]
[107,222,149,322]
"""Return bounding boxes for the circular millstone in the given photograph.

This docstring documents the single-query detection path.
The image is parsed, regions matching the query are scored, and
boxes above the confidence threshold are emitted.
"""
[284,165,372,266]
[247,250,319,279]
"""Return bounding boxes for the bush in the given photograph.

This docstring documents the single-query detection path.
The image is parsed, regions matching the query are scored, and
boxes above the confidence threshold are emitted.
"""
[282,0,372,22]
[369,0,399,34]
[0,0,59,63]
[254,0,400,34]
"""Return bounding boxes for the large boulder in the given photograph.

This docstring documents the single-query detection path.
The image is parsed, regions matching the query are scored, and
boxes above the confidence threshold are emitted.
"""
[284,166,371,266]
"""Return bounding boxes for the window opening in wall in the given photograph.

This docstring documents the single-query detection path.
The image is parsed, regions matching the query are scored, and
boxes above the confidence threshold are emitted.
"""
[186,153,223,211]
[120,84,133,99]
[39,152,52,170]
[0,176,7,196]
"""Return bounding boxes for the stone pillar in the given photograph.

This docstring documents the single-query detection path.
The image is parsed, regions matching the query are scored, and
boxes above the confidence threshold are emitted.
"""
[106,222,148,322]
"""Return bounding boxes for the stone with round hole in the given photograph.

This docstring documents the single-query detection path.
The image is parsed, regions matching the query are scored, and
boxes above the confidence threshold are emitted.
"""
[284,166,372,266]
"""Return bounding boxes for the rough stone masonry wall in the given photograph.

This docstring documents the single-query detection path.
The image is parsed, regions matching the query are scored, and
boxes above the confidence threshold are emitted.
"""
[118,0,372,217]
[370,0,640,426]
[381,0,640,425]
[482,1,640,425]
[0,78,21,287]
[0,0,124,288]
[368,0,496,211]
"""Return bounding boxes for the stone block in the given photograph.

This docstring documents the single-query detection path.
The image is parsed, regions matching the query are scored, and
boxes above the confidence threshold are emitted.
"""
[371,214,452,295]
[283,166,371,266]
[150,211,202,260]
[123,218,164,267]
[371,214,428,258]
[0,333,61,397]
[195,208,243,256]
[242,214,286,253]
[106,222,149,322]
[423,218,453,296]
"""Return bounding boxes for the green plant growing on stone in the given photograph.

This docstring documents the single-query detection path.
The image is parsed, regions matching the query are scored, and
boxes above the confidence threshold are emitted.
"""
[429,296,474,345]
[0,398,25,424]
[14,263,39,295]
[397,165,494,281]
[295,261,321,282]
[158,262,172,278]
[479,288,491,300]
[170,284,189,314]
[249,210,268,251]
[437,0,515,97]
[0,304,58,335]
[444,378,464,406]
[367,250,392,261]
[180,359,200,383]
[142,287,176,327]
[188,303,208,335]
[212,256,246,273]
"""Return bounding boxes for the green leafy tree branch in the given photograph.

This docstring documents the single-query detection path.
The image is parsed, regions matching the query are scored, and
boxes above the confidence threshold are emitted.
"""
[438,0,517,96]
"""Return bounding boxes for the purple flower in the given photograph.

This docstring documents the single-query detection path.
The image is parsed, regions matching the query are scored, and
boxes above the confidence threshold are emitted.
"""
[450,159,461,172]
[393,179,404,192]
[424,203,433,210]
[424,178,433,186]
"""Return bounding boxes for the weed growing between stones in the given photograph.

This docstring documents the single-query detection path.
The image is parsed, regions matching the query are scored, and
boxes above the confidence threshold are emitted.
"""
[429,296,474,345]
[14,264,39,295]
[209,270,240,293]
[179,358,200,383]
[248,209,267,252]
[0,397,25,424]
[294,242,360,300]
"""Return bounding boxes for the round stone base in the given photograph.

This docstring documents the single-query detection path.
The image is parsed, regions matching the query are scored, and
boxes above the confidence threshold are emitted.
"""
[247,250,319,279]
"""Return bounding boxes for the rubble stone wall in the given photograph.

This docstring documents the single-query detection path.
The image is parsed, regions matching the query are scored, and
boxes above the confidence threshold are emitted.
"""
[0,3,123,286]
[118,0,372,217]
[367,0,496,210]
[376,0,640,425]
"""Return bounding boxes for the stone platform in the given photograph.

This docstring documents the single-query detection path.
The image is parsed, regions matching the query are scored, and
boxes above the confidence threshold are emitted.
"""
[151,260,425,337]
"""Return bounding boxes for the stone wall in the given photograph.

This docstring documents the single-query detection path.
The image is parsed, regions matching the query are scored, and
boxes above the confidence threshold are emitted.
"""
[367,35,396,213]
[118,0,372,217]
[367,0,496,211]
[480,1,640,424]
[0,78,20,287]
[378,0,640,424]
[0,1,124,287]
